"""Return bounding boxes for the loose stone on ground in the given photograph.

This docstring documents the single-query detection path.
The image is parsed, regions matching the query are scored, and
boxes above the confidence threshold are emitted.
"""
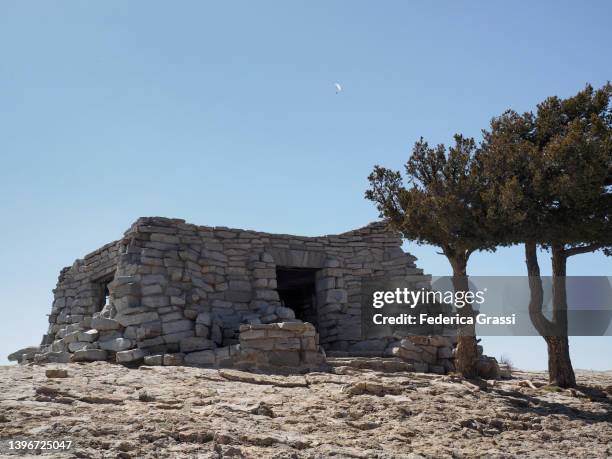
[1,363,610,458]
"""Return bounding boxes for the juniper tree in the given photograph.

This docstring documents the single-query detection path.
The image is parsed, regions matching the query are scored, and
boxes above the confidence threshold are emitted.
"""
[480,83,612,387]
[366,135,497,378]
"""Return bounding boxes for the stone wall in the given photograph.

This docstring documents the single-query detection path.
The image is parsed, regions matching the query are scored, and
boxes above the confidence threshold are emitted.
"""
[28,216,431,369]
[42,240,122,347]
[234,322,327,372]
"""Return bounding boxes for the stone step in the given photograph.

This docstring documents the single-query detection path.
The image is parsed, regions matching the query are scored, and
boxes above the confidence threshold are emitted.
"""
[326,356,415,373]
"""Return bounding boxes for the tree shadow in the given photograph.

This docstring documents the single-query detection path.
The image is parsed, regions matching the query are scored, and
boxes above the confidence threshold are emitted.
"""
[485,383,612,425]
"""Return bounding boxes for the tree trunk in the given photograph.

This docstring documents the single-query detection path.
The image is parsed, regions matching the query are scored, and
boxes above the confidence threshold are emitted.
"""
[545,336,575,387]
[448,253,479,378]
[525,243,576,387]
[525,243,555,336]
[545,245,576,388]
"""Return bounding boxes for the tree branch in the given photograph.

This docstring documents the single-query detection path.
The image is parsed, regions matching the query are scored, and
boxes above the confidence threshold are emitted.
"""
[525,242,557,336]
[562,244,604,258]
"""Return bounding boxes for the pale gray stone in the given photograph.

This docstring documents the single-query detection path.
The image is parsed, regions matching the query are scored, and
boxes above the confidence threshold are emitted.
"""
[113,296,140,311]
[42,351,72,363]
[116,312,159,327]
[163,330,194,343]
[325,289,348,303]
[229,280,251,291]
[211,299,232,308]
[138,336,165,348]
[136,322,162,339]
[142,284,163,296]
[162,319,193,335]
[99,338,133,352]
[8,346,39,363]
[91,317,122,330]
[160,312,184,322]
[143,354,163,366]
[180,337,215,353]
[68,342,90,352]
[62,331,81,344]
[141,274,168,285]
[116,348,146,363]
[398,338,421,352]
[124,326,138,340]
[77,330,99,342]
[51,340,67,352]
[170,296,186,306]
[255,290,280,301]
[260,253,274,263]
[150,234,179,244]
[142,296,170,308]
[196,312,212,326]
[112,281,140,296]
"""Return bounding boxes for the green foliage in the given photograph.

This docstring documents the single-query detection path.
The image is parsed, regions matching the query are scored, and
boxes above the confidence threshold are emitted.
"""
[479,83,612,254]
[366,135,497,263]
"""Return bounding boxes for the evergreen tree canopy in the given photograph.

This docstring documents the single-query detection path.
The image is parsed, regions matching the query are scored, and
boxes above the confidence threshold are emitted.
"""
[366,134,499,378]
[480,83,612,254]
[366,134,497,265]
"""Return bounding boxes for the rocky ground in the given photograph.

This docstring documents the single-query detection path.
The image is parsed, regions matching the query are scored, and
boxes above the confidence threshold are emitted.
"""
[0,362,611,458]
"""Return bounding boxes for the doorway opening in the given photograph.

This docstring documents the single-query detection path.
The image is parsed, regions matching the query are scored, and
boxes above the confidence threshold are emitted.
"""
[276,267,319,325]
[94,274,114,311]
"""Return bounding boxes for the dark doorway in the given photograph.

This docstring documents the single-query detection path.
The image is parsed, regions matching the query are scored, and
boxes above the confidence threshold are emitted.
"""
[94,274,114,311]
[276,267,319,325]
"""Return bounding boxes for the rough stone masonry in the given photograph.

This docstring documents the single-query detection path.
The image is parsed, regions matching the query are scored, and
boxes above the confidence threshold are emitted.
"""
[12,217,471,373]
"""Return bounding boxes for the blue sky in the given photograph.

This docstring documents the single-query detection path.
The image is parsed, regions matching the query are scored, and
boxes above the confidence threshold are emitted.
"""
[1,1,610,368]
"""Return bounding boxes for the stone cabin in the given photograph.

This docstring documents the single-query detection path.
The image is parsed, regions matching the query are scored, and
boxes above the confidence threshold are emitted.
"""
[29,216,456,371]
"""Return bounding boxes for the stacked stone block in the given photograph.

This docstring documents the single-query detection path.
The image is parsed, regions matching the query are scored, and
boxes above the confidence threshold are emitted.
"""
[389,335,457,374]
[25,216,430,370]
[42,240,122,347]
[233,322,326,371]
